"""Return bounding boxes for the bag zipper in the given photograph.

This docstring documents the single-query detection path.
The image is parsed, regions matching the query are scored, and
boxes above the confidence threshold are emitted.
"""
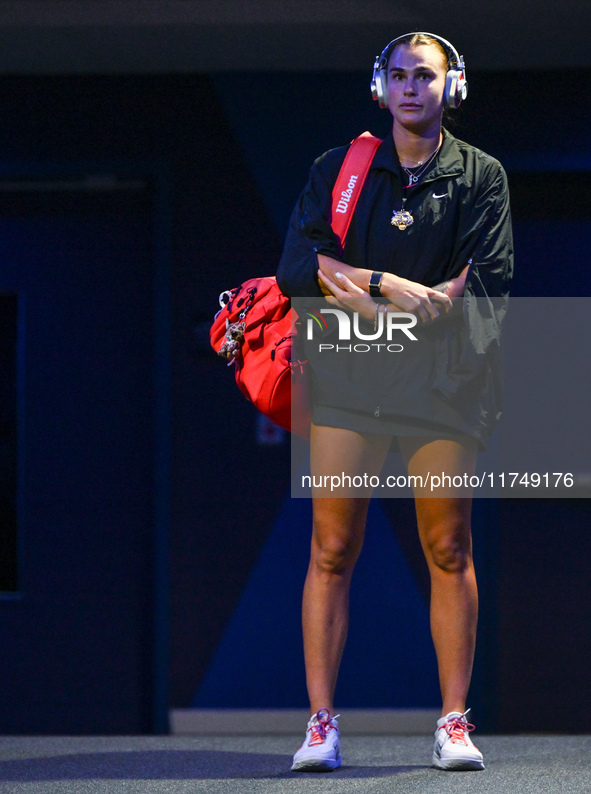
[270,335,292,361]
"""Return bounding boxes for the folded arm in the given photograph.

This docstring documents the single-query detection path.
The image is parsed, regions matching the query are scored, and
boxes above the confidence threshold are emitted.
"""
[317,253,470,324]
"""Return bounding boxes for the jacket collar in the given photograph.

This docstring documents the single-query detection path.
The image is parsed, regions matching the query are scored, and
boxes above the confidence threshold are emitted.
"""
[371,127,464,182]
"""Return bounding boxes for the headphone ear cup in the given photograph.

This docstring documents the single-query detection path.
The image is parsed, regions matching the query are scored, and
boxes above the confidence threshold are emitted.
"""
[371,68,389,109]
[444,69,467,108]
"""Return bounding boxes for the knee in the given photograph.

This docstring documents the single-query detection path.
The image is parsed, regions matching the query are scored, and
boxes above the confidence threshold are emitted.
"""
[424,519,473,575]
[310,529,362,578]
[311,541,359,577]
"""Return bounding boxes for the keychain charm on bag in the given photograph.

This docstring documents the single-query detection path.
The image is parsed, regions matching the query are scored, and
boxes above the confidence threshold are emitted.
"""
[218,319,245,363]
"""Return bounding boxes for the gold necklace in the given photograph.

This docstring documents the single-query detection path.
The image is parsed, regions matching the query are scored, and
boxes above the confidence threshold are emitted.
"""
[391,198,414,230]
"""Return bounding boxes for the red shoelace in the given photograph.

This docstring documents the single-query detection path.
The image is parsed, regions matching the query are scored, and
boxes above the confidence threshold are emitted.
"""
[443,714,475,745]
[308,709,339,746]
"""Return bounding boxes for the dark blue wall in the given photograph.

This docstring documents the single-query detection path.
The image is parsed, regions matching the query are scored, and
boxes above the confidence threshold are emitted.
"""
[0,184,156,732]
[0,75,278,733]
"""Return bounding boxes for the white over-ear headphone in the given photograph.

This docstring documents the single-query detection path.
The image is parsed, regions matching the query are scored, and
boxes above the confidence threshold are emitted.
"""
[371,32,468,110]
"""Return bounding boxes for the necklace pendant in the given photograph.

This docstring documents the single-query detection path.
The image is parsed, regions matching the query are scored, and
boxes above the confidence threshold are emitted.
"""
[391,208,414,230]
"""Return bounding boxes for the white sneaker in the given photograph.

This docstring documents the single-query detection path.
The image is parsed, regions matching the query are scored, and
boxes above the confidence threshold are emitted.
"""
[432,709,485,771]
[291,709,341,772]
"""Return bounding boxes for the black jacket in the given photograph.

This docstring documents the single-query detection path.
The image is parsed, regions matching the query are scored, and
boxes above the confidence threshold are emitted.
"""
[277,128,512,299]
[277,129,514,442]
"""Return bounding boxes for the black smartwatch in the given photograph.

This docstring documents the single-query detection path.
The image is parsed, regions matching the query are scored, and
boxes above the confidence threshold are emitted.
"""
[369,271,384,297]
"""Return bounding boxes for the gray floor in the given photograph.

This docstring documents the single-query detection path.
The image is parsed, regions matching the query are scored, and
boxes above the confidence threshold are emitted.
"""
[0,734,589,794]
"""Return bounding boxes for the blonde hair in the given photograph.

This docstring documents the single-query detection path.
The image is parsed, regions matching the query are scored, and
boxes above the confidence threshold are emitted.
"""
[390,33,449,71]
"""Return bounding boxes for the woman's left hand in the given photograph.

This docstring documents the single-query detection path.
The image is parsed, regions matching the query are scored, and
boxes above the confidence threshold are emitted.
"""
[317,268,376,322]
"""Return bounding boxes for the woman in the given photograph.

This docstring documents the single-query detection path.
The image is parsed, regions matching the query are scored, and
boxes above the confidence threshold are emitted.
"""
[276,32,513,772]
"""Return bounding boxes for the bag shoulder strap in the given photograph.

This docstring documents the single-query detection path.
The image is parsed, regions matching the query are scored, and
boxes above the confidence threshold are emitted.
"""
[329,131,382,250]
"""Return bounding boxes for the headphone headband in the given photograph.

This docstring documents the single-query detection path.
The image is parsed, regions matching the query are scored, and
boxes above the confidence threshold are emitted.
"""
[371,31,468,110]
[376,32,464,73]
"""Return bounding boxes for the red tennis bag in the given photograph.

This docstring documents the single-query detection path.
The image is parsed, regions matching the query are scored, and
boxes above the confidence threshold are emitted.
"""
[210,132,381,434]
[210,276,306,434]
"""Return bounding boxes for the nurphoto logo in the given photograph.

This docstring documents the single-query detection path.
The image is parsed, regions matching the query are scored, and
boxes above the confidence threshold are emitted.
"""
[305,308,418,353]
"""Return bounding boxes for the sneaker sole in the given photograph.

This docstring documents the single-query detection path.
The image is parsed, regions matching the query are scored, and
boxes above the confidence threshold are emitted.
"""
[432,753,484,771]
[291,756,341,773]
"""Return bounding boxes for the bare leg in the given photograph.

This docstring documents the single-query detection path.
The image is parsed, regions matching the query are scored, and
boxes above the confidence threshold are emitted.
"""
[304,424,390,714]
[399,436,478,717]
[303,496,369,714]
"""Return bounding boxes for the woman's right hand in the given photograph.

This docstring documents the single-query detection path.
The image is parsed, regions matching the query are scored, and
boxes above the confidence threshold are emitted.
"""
[380,272,453,323]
